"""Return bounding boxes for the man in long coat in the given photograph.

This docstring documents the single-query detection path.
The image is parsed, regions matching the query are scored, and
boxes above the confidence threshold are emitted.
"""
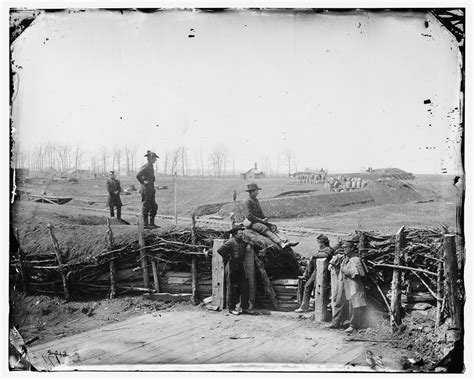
[328,235,367,333]
[243,183,297,249]
[136,150,159,228]
[295,234,333,312]
[217,225,255,315]
[106,171,123,221]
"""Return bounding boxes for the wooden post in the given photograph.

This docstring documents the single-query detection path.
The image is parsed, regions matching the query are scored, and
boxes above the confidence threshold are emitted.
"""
[255,254,279,310]
[47,223,69,300]
[314,258,331,322]
[436,260,443,328]
[244,244,256,310]
[190,214,199,305]
[297,278,304,306]
[151,259,160,292]
[443,234,462,331]
[106,218,117,299]
[17,248,28,295]
[212,239,226,310]
[174,172,178,226]
[137,216,150,289]
[191,256,199,305]
[390,226,405,328]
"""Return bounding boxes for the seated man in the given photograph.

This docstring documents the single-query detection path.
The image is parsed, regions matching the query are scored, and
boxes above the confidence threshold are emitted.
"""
[242,183,298,249]
[217,224,255,315]
[295,234,334,313]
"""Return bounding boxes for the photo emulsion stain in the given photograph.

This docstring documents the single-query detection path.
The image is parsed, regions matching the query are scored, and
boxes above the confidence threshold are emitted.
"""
[8,7,466,373]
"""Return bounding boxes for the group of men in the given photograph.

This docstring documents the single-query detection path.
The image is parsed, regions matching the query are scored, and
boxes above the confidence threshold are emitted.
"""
[107,153,367,332]
[106,150,159,228]
[296,233,368,333]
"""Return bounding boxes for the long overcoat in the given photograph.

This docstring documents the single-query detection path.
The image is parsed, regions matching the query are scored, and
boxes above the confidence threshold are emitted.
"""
[341,254,367,308]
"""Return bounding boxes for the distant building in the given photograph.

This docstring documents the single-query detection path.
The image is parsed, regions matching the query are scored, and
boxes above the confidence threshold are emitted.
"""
[240,163,265,180]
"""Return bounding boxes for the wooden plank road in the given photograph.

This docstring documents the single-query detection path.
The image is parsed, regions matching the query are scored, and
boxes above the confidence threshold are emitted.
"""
[28,308,400,372]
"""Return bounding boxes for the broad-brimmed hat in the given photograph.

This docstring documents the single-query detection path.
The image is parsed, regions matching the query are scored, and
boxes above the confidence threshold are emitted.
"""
[109,170,115,175]
[246,183,262,192]
[341,235,359,246]
[228,224,245,235]
[316,234,329,244]
[144,150,159,158]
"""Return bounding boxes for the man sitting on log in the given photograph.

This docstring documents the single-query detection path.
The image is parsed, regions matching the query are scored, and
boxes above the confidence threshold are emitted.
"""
[217,225,255,315]
[243,183,298,249]
[295,234,334,313]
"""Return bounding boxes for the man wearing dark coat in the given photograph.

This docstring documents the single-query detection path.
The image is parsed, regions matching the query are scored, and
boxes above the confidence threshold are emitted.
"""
[217,225,255,315]
[136,150,159,228]
[106,171,123,221]
[295,234,334,313]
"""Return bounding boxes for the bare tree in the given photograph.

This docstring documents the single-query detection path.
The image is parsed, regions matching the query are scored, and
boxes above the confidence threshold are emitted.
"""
[170,148,181,175]
[124,147,132,176]
[209,145,228,179]
[57,144,71,172]
[180,146,188,176]
[99,145,109,174]
[73,145,84,171]
[282,149,295,177]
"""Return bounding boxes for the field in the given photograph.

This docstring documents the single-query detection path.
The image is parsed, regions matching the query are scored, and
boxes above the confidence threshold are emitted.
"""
[9,172,462,371]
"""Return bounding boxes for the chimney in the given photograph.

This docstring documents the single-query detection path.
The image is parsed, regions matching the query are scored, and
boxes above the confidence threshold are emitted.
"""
[254,162,257,170]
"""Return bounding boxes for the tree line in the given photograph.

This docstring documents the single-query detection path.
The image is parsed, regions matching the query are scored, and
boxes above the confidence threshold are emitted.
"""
[12,142,298,178]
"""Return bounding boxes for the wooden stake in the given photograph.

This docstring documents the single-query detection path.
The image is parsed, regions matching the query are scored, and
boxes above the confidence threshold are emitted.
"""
[190,214,199,305]
[106,218,116,299]
[151,259,160,292]
[191,256,199,305]
[255,254,279,310]
[47,223,69,300]
[314,258,331,322]
[443,234,462,331]
[390,226,405,327]
[174,172,178,226]
[244,244,256,310]
[410,270,441,301]
[436,260,443,328]
[17,248,28,295]
[212,239,225,310]
[137,216,150,289]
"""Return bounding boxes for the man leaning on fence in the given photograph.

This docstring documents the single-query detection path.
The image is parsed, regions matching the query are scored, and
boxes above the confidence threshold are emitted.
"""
[217,225,255,316]
[295,234,334,313]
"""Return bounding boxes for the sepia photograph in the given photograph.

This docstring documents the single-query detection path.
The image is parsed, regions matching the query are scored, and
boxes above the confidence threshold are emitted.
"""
[6,2,469,374]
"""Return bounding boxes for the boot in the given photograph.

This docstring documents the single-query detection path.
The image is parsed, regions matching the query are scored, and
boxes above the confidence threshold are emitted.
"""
[143,214,149,227]
[149,217,158,228]
[116,207,121,221]
[264,230,284,248]
[110,208,115,218]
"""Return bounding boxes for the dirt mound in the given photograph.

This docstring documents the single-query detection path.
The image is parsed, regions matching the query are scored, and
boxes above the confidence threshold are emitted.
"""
[196,179,423,221]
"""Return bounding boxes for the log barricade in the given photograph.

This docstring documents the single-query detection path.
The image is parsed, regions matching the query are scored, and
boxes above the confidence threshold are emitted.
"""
[10,223,463,331]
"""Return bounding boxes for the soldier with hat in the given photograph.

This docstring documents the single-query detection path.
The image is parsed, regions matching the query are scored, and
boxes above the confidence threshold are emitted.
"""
[217,224,255,315]
[295,234,334,313]
[136,150,159,229]
[327,235,367,333]
[106,171,123,222]
[243,183,298,249]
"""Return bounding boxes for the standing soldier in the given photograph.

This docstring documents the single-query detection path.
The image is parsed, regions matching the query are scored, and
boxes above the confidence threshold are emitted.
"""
[217,224,255,315]
[233,189,237,202]
[136,150,159,229]
[106,171,123,222]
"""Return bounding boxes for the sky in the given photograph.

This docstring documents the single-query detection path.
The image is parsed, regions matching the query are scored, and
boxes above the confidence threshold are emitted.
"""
[10,8,463,174]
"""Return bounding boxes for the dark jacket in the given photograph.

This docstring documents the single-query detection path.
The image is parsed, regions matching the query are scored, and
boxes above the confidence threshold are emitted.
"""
[303,246,334,280]
[106,178,122,207]
[217,237,249,282]
[243,197,266,225]
[136,163,155,185]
